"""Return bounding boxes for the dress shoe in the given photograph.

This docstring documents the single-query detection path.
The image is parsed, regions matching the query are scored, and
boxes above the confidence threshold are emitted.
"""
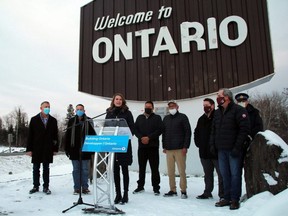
[196,193,213,199]
[230,201,240,210]
[215,199,231,207]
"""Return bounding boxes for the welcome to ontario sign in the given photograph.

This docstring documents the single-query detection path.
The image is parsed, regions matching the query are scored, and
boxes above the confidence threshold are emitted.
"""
[79,0,274,101]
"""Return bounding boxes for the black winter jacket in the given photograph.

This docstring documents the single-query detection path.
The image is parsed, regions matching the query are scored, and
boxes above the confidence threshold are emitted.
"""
[64,115,96,160]
[162,111,191,150]
[194,110,216,159]
[134,113,163,149]
[210,102,250,151]
[105,107,135,166]
[246,104,263,138]
[26,113,59,163]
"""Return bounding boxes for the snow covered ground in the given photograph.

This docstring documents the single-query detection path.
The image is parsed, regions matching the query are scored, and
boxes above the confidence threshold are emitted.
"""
[0,152,287,216]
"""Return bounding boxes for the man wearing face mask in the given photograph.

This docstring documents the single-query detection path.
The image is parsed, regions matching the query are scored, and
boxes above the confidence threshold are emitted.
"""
[234,93,263,198]
[65,104,96,195]
[162,100,192,199]
[194,98,224,200]
[133,101,163,195]
[210,88,250,210]
[26,101,59,195]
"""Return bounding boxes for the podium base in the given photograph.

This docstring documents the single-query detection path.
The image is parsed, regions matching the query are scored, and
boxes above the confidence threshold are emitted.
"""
[82,206,125,215]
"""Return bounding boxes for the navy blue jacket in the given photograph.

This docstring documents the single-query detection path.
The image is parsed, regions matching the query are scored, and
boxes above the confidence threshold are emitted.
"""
[162,111,191,150]
[210,102,250,151]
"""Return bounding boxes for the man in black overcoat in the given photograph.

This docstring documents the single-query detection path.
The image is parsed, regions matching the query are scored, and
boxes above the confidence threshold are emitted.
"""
[26,101,59,195]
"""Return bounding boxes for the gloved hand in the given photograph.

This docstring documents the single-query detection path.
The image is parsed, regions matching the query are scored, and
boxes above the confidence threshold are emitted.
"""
[230,148,241,158]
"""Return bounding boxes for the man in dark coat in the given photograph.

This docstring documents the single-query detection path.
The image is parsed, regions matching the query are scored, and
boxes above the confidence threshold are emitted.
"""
[133,101,163,195]
[194,98,224,200]
[162,100,191,199]
[235,93,263,139]
[65,104,96,195]
[26,101,59,195]
[210,88,250,210]
[235,93,264,197]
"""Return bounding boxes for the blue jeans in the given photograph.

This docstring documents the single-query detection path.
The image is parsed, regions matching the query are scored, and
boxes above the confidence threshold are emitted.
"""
[218,150,243,202]
[72,160,89,190]
[33,162,50,189]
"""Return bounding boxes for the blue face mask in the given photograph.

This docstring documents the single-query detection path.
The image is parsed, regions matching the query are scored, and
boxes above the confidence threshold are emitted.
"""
[43,108,50,115]
[76,110,84,117]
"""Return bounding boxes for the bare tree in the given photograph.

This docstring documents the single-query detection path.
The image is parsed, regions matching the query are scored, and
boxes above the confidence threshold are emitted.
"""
[2,106,29,147]
[250,90,288,143]
[12,106,29,147]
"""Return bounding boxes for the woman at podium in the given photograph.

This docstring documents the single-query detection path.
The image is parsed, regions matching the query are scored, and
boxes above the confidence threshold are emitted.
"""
[105,93,135,204]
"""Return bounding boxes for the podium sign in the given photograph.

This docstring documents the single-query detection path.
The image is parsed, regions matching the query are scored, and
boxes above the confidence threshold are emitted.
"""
[82,135,129,153]
[82,118,129,214]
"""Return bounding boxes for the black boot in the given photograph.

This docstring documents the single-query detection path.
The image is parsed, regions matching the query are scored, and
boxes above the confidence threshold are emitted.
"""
[114,193,122,204]
[121,191,128,204]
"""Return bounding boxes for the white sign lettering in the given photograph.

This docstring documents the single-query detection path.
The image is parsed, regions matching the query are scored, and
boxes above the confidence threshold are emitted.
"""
[92,5,248,64]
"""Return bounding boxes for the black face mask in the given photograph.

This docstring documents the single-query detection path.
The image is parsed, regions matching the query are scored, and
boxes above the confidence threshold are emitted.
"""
[204,106,211,114]
[144,108,153,115]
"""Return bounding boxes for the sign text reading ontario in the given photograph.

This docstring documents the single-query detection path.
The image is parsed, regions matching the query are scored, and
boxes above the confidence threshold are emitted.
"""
[92,6,248,64]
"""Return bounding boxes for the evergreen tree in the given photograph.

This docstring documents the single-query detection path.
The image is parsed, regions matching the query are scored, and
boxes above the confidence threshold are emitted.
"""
[66,104,74,122]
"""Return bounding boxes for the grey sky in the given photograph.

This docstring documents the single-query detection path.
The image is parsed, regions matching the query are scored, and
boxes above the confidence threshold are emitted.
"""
[0,0,287,120]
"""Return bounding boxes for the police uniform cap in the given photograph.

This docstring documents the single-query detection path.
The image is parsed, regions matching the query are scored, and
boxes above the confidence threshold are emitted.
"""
[235,93,249,101]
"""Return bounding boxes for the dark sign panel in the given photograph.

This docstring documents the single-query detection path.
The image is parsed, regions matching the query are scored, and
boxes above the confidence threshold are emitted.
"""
[79,0,273,101]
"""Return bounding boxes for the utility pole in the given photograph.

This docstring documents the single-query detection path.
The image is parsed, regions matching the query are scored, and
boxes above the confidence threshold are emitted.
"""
[15,122,18,147]
[8,134,13,153]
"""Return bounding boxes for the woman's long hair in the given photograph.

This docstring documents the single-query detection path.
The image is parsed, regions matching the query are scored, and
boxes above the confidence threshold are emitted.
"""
[108,93,129,112]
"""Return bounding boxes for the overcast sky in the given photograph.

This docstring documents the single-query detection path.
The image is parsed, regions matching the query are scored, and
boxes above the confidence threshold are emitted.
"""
[0,0,287,121]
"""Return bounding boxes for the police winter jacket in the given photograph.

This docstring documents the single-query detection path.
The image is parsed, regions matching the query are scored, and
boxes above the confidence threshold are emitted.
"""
[134,113,163,149]
[162,111,192,150]
[210,102,250,151]
[246,104,263,138]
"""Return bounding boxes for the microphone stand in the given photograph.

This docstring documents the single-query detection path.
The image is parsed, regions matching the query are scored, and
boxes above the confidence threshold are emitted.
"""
[62,112,107,213]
